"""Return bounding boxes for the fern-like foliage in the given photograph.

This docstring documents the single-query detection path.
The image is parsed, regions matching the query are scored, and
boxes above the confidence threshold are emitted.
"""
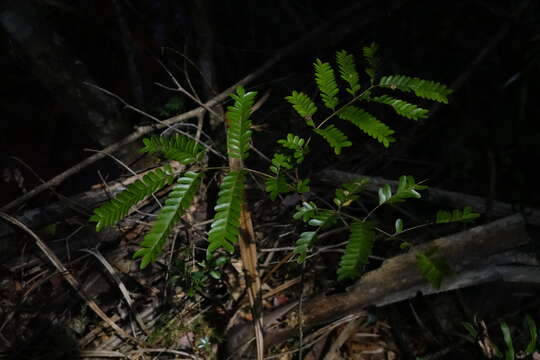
[265,173,290,201]
[207,171,245,256]
[378,175,427,205]
[336,50,361,96]
[337,221,375,281]
[436,206,480,223]
[140,134,205,164]
[372,95,429,121]
[277,133,308,163]
[293,202,337,228]
[314,59,339,110]
[416,248,452,289]
[227,86,257,160]
[334,178,371,207]
[363,42,380,84]
[338,105,395,147]
[90,166,175,231]
[294,231,317,263]
[314,125,352,154]
[379,75,453,104]
[133,171,202,269]
[285,91,317,126]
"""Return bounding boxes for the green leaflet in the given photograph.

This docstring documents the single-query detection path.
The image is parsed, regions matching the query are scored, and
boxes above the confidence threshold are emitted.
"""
[277,133,308,163]
[379,75,453,104]
[337,221,375,281]
[207,170,245,256]
[363,42,380,84]
[285,91,317,125]
[294,231,317,263]
[336,50,361,95]
[314,125,352,154]
[372,95,429,121]
[415,248,452,289]
[90,166,175,231]
[338,105,395,147]
[378,175,427,205]
[140,134,205,164]
[227,86,257,160]
[133,171,203,269]
[265,173,289,201]
[436,206,480,223]
[314,59,339,110]
[334,178,370,207]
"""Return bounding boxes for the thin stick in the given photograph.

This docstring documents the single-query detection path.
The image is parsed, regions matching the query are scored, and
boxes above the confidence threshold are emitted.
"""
[0,212,142,345]
[1,0,388,213]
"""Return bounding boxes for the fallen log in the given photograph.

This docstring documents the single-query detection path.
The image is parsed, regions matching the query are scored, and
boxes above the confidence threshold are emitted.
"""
[227,214,530,355]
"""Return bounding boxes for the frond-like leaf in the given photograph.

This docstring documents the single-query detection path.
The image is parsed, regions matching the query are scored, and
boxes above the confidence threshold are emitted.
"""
[372,95,429,121]
[338,105,395,147]
[363,42,380,84]
[307,209,337,229]
[334,178,370,207]
[293,201,317,222]
[294,231,317,263]
[379,75,453,104]
[336,50,361,96]
[133,171,202,269]
[314,125,352,155]
[416,248,452,289]
[436,206,480,224]
[265,173,290,201]
[337,221,375,281]
[278,133,308,163]
[378,175,427,205]
[227,86,257,159]
[90,166,175,231]
[207,171,245,256]
[314,59,339,110]
[285,91,317,126]
[140,134,205,164]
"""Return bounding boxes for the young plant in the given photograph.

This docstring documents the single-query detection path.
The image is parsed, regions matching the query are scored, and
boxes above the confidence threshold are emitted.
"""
[265,44,476,286]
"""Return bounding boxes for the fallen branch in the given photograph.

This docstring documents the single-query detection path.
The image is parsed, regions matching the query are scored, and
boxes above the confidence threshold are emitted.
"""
[227,214,530,353]
[0,0,404,213]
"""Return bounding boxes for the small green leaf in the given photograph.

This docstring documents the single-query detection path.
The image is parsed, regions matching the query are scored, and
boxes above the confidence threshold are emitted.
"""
[378,184,392,205]
[416,248,452,289]
[524,315,537,355]
[294,231,317,263]
[500,322,515,360]
[395,218,403,234]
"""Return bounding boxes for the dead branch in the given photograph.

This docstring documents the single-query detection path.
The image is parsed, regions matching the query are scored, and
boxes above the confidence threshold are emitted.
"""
[227,214,530,354]
[1,0,406,213]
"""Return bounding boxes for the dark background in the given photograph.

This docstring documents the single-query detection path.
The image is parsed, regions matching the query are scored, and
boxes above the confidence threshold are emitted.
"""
[1,0,538,211]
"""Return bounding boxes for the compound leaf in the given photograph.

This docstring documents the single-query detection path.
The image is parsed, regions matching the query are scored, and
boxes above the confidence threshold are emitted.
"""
[227,86,257,159]
[133,171,202,268]
[379,75,453,104]
[336,50,361,95]
[372,95,429,121]
[285,91,317,125]
[207,171,245,256]
[90,166,175,231]
[314,125,352,154]
[338,105,395,147]
[314,59,339,110]
[337,221,375,281]
[140,134,205,164]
